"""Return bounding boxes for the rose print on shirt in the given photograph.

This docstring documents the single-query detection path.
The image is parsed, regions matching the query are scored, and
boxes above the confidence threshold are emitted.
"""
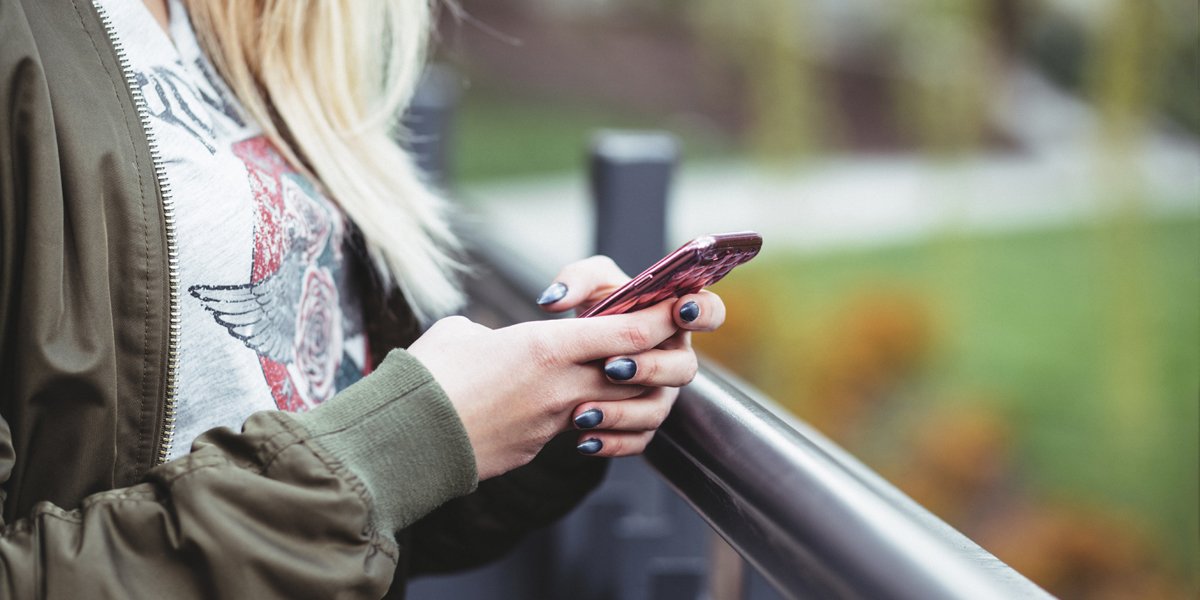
[189,136,366,411]
[289,264,343,404]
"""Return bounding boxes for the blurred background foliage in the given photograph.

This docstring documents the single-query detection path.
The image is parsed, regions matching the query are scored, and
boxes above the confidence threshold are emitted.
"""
[430,0,1199,597]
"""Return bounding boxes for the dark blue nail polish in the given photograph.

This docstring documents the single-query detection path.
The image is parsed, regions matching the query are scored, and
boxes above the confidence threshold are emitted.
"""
[574,409,604,429]
[605,358,637,381]
[680,301,700,323]
[536,282,568,305]
[577,438,603,455]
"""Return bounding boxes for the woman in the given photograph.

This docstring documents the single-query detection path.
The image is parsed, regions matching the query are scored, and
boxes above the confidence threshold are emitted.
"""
[0,0,725,597]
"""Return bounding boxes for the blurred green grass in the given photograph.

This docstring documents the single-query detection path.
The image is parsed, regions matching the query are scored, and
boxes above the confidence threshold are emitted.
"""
[703,215,1199,574]
[452,86,730,183]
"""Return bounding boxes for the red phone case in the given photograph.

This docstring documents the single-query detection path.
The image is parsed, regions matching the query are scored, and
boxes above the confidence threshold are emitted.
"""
[579,231,762,318]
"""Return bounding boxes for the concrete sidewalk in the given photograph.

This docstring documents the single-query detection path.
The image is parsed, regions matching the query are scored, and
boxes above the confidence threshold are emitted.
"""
[459,70,1200,276]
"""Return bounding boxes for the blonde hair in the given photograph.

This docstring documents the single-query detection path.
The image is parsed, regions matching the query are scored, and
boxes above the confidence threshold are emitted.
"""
[185,0,464,324]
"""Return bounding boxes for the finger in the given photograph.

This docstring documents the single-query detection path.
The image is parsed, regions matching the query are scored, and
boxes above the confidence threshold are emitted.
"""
[673,291,726,332]
[657,329,691,351]
[602,348,698,388]
[536,256,631,313]
[548,299,679,363]
[572,387,678,432]
[567,363,650,403]
[575,430,656,457]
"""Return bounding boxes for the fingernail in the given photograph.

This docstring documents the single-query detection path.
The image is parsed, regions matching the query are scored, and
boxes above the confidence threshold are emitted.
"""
[577,438,603,455]
[536,282,568,305]
[574,408,604,429]
[604,358,637,381]
[680,301,700,323]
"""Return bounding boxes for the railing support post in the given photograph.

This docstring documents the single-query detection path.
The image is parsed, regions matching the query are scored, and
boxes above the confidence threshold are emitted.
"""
[584,131,731,600]
[590,131,679,274]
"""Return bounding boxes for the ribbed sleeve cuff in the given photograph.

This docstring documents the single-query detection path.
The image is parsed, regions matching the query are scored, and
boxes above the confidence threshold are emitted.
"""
[288,349,478,536]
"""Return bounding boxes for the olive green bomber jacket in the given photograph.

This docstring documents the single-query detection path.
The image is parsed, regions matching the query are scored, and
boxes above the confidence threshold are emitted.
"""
[0,0,607,597]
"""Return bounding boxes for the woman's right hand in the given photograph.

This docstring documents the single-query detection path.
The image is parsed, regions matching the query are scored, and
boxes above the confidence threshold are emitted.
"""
[407,300,689,481]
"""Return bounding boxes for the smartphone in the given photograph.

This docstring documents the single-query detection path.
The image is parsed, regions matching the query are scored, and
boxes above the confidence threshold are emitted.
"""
[579,231,762,318]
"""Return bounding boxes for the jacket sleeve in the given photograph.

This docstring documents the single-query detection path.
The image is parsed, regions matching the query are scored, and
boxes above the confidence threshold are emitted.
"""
[0,349,478,600]
[358,255,611,577]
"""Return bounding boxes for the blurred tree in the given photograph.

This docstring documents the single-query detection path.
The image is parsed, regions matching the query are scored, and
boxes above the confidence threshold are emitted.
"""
[1028,0,1199,135]
[893,0,997,155]
[689,0,826,158]
[1084,0,1198,584]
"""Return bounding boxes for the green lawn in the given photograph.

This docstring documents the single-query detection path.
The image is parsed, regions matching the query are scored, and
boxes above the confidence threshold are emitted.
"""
[701,215,1199,578]
[452,86,730,183]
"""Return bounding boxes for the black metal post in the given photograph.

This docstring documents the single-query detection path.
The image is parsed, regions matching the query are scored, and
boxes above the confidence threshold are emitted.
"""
[590,131,679,274]
[573,130,732,600]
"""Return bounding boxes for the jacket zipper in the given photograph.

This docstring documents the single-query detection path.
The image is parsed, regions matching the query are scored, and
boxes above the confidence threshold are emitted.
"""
[92,1,181,466]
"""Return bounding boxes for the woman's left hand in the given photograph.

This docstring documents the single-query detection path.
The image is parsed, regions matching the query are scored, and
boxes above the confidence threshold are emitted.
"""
[536,256,726,457]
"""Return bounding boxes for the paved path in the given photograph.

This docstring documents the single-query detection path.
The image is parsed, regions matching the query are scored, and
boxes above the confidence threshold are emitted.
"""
[459,70,1200,276]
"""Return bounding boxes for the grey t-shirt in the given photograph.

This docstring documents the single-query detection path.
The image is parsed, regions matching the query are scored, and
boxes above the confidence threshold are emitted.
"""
[98,0,370,461]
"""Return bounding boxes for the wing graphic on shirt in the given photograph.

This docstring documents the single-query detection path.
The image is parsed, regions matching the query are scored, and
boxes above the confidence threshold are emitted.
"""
[189,245,305,364]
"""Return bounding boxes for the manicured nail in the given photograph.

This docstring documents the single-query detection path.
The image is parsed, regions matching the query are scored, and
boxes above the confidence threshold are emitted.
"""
[577,438,603,455]
[604,358,637,381]
[680,301,700,323]
[574,408,604,429]
[536,282,568,305]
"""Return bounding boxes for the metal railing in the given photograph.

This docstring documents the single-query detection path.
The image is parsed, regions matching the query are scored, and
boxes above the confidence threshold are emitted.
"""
[464,229,1055,600]
[404,70,1055,600]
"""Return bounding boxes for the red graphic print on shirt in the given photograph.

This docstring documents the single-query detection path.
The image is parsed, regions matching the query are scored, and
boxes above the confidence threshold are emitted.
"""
[189,136,368,412]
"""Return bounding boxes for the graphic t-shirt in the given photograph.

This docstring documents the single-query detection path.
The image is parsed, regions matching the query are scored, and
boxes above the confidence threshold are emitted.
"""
[97,0,370,461]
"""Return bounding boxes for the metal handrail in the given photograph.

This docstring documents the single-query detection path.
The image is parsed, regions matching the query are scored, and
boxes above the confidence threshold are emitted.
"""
[651,365,1054,600]
[462,230,1056,600]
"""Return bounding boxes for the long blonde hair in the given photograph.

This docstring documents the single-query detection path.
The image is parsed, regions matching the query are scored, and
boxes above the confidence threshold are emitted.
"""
[185,0,464,324]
